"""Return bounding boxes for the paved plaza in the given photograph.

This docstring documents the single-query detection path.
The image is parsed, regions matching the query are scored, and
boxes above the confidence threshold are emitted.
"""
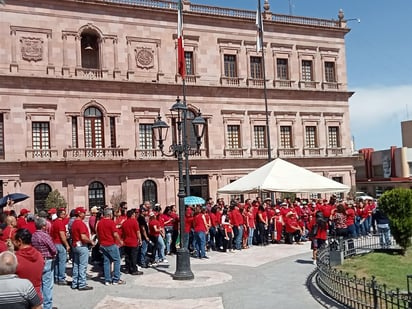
[53,242,334,309]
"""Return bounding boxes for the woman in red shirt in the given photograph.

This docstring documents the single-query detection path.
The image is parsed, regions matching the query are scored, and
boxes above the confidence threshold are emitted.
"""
[193,206,209,259]
[256,205,268,246]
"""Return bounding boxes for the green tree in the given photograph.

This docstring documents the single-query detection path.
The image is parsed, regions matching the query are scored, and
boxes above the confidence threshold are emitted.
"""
[44,189,67,211]
[378,188,412,254]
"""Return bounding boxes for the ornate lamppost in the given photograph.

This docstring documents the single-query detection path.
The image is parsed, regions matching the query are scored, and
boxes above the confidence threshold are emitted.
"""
[152,97,205,280]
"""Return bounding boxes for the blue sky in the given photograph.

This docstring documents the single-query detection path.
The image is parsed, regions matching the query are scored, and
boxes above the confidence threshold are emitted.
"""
[194,0,412,151]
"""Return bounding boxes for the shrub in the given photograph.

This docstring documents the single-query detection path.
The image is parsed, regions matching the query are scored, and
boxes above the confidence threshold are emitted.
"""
[44,189,67,211]
[378,188,412,254]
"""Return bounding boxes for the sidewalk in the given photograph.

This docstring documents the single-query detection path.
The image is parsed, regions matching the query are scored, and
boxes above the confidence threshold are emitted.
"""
[53,242,323,309]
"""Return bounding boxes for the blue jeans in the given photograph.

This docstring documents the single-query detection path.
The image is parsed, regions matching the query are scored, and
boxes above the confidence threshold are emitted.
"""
[138,240,148,266]
[71,246,89,289]
[42,259,54,309]
[248,227,255,247]
[378,225,391,247]
[164,227,173,254]
[155,235,165,261]
[347,224,357,238]
[234,225,243,250]
[54,244,67,282]
[194,231,206,258]
[100,244,121,283]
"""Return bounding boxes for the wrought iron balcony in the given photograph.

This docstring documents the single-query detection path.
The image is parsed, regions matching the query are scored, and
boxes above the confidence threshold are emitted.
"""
[63,147,128,160]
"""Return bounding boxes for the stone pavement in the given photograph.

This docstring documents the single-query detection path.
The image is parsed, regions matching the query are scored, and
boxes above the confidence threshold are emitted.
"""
[53,243,327,309]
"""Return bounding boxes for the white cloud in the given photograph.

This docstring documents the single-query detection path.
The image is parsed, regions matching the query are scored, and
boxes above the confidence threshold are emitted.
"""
[349,84,412,150]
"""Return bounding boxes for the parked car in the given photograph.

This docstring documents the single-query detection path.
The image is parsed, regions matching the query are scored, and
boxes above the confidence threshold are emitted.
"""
[355,191,374,201]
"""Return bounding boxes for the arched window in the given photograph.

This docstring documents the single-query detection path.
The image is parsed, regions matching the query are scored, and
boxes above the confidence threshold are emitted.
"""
[142,180,157,204]
[89,181,105,209]
[81,32,100,70]
[34,183,52,212]
[84,107,104,156]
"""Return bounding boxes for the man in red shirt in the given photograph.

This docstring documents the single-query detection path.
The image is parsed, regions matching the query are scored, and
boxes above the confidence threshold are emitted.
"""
[96,208,125,285]
[148,211,161,265]
[71,206,94,291]
[13,228,45,302]
[51,208,70,285]
[121,209,143,275]
[17,208,30,229]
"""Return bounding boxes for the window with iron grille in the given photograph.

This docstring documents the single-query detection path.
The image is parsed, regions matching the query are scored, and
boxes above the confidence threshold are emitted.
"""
[32,122,50,149]
[250,56,262,79]
[109,117,116,148]
[328,126,340,147]
[280,126,292,148]
[71,116,78,148]
[142,180,157,204]
[305,126,317,148]
[227,125,240,148]
[324,61,336,82]
[185,51,194,75]
[224,54,237,78]
[139,124,154,150]
[301,60,313,81]
[276,58,288,80]
[84,107,104,148]
[0,114,4,159]
[253,125,266,148]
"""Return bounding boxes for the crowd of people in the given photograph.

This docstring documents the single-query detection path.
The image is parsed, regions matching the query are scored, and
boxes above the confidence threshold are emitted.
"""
[0,195,392,308]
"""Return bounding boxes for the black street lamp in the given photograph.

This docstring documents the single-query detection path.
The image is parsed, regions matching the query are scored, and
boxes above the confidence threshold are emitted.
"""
[152,97,205,280]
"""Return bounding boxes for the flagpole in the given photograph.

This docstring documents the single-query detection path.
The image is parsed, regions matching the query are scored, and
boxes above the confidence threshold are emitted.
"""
[257,0,272,162]
[182,79,191,196]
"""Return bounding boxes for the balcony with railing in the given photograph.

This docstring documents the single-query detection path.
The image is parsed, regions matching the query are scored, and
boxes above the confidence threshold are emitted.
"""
[75,68,103,79]
[135,148,160,159]
[299,81,319,89]
[274,80,294,88]
[326,147,345,156]
[247,78,265,87]
[224,147,247,158]
[25,149,59,160]
[250,148,271,158]
[322,82,341,90]
[63,147,128,160]
[277,147,299,157]
[220,77,241,86]
[303,147,324,156]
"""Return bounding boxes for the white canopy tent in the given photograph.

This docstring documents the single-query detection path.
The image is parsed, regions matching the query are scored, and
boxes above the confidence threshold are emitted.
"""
[217,158,350,194]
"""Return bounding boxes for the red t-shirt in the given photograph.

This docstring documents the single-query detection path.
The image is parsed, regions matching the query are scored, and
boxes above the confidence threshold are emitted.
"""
[121,218,140,247]
[71,219,90,246]
[149,219,161,237]
[17,216,27,229]
[96,217,117,246]
[193,213,207,233]
[26,221,36,234]
[346,208,356,226]
[248,211,256,228]
[184,208,193,233]
[0,240,7,253]
[51,219,66,244]
[0,226,16,242]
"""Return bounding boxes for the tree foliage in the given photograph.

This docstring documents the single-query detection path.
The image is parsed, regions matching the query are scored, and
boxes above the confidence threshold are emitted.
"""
[44,189,67,211]
[378,188,412,254]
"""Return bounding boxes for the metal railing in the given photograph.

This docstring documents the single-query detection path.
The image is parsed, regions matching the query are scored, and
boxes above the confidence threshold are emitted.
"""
[316,235,412,309]
[98,0,341,29]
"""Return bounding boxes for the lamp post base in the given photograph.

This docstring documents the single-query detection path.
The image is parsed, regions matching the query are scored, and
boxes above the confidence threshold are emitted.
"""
[173,247,194,280]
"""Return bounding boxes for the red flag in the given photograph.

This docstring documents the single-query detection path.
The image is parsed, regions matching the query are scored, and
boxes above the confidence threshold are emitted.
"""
[177,0,185,80]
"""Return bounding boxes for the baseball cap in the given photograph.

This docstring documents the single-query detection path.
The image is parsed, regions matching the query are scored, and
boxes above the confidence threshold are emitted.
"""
[48,208,57,215]
[75,206,87,215]
[20,208,30,215]
[149,211,155,217]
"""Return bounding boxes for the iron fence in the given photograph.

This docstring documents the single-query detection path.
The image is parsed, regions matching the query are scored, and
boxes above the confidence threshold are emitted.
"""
[316,235,412,309]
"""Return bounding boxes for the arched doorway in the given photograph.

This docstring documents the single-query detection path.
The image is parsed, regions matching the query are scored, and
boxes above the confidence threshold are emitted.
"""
[88,181,105,209]
[34,183,52,213]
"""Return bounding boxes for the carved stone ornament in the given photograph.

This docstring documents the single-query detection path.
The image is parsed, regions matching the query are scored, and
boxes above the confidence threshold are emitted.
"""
[20,37,44,62]
[135,47,154,69]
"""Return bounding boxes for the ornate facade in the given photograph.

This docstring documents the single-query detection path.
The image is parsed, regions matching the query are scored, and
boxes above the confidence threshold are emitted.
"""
[0,0,356,212]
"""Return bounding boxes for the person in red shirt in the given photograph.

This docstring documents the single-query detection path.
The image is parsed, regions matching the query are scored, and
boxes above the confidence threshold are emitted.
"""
[256,205,268,246]
[51,208,70,285]
[284,212,302,244]
[273,209,284,243]
[13,228,45,302]
[193,206,209,259]
[183,205,193,252]
[148,211,161,265]
[229,204,243,250]
[121,209,143,275]
[25,214,37,234]
[17,208,30,229]
[308,211,328,265]
[246,204,256,247]
[96,208,125,285]
[1,216,17,252]
[160,206,174,255]
[345,202,357,238]
[71,206,94,291]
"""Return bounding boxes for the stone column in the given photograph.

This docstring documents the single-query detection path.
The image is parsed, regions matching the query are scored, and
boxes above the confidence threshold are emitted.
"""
[62,33,70,76]
[10,29,18,72]
[113,38,121,79]
[47,32,55,75]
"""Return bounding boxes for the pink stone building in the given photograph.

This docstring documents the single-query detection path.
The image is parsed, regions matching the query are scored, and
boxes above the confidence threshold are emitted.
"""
[0,0,356,212]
